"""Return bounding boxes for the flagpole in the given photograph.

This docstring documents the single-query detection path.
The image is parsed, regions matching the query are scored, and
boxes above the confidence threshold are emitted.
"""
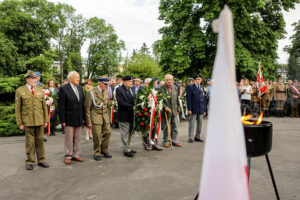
[260,97,262,114]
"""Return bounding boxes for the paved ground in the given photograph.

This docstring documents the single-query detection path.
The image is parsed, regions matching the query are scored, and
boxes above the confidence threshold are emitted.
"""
[0,117,299,200]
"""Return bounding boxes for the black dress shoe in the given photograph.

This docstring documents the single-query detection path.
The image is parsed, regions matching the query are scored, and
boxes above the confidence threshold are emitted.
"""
[188,139,194,143]
[51,132,56,136]
[44,137,47,142]
[26,164,34,170]
[131,150,136,154]
[94,155,101,161]
[38,162,49,168]
[102,152,112,158]
[194,138,204,142]
[123,151,135,157]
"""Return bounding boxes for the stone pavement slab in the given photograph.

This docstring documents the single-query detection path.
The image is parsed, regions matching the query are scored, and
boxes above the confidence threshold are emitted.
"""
[0,117,299,200]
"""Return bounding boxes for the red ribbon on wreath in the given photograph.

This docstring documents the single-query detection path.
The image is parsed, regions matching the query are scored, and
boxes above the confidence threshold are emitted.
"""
[149,93,161,141]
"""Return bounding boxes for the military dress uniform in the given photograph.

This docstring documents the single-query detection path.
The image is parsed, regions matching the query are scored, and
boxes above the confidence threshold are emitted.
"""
[15,71,49,170]
[261,84,273,117]
[287,84,300,117]
[251,86,259,116]
[274,83,287,117]
[85,80,112,160]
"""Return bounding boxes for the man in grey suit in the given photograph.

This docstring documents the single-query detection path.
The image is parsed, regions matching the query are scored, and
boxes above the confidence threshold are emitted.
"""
[159,74,182,148]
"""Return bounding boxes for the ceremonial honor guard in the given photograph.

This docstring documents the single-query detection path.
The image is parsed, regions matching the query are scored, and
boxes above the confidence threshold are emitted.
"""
[15,70,49,170]
[186,74,206,143]
[274,77,287,117]
[159,74,182,147]
[116,75,136,157]
[287,81,300,117]
[85,78,112,161]
[261,80,273,117]
[251,82,259,116]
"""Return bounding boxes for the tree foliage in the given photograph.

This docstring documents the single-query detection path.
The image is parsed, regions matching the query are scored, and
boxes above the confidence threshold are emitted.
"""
[0,0,125,136]
[0,0,58,76]
[86,17,125,78]
[285,20,300,80]
[55,3,86,80]
[154,0,299,80]
[122,44,162,79]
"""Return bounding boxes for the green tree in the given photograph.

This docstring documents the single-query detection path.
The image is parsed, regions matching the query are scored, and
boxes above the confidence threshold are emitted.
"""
[122,45,162,79]
[0,33,21,76]
[285,20,300,80]
[154,0,299,80]
[0,0,58,76]
[54,3,86,81]
[86,17,125,78]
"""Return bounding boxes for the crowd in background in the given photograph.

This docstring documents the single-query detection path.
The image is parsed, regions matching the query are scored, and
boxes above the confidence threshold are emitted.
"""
[39,73,300,140]
[237,78,300,118]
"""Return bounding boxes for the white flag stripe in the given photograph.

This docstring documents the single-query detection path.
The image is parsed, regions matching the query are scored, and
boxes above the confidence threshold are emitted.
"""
[199,5,249,200]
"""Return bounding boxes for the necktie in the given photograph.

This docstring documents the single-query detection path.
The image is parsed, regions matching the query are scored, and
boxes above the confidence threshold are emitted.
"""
[31,87,34,95]
[74,86,79,101]
[128,88,133,96]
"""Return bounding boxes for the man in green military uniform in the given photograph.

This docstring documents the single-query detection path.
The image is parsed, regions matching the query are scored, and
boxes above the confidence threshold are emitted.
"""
[274,77,287,117]
[287,80,300,117]
[15,70,49,170]
[85,78,112,161]
[261,80,273,117]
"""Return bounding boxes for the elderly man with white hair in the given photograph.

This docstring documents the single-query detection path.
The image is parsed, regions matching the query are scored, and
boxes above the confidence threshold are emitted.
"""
[158,74,182,147]
[58,71,85,164]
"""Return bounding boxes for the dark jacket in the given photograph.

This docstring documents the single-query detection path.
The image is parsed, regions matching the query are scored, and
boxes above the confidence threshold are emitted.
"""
[116,84,136,123]
[58,83,85,127]
[158,84,180,117]
[186,83,206,114]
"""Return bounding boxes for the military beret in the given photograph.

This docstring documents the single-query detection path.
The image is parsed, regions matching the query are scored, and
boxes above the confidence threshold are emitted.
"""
[116,75,123,78]
[193,74,202,79]
[24,70,37,78]
[35,71,41,76]
[122,75,134,81]
[98,78,109,84]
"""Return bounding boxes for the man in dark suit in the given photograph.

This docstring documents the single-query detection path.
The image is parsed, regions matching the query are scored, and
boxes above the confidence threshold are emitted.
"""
[159,74,182,148]
[186,74,206,143]
[116,75,136,157]
[58,71,85,164]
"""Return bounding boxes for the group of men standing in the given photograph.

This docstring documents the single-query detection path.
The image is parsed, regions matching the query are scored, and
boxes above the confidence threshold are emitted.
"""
[243,77,300,117]
[15,70,208,170]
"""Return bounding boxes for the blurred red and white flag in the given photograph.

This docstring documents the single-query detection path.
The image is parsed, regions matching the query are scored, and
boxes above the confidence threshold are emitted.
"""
[198,6,250,200]
[256,65,267,97]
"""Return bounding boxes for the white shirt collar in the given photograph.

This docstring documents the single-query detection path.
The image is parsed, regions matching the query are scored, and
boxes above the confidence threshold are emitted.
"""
[97,86,102,93]
[70,82,77,88]
[26,84,34,91]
